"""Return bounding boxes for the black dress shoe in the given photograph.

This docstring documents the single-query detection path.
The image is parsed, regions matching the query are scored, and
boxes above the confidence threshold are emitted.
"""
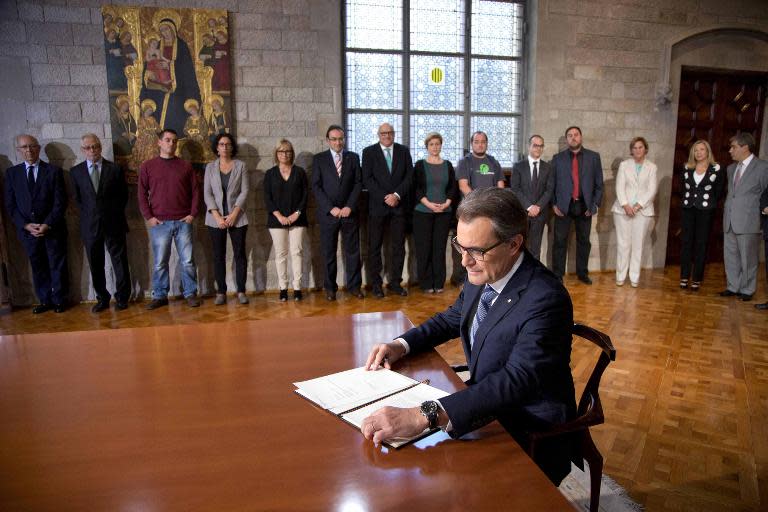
[92,300,110,313]
[719,289,738,297]
[326,290,336,301]
[739,293,753,302]
[53,304,66,313]
[755,301,768,310]
[32,304,52,314]
[372,285,384,298]
[387,285,408,296]
[577,275,592,285]
[349,288,365,299]
[145,298,169,310]
[115,301,129,310]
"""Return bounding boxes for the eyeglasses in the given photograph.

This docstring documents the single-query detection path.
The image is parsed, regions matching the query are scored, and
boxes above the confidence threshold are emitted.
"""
[531,144,544,149]
[378,131,395,136]
[217,142,233,147]
[277,150,293,154]
[327,137,345,142]
[82,145,101,150]
[451,236,506,261]
[17,144,40,150]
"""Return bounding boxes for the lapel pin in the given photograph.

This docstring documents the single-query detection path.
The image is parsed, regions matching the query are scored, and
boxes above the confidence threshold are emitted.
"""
[507,298,511,303]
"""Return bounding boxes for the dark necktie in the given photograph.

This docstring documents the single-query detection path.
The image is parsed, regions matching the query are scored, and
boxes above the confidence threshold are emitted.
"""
[532,161,539,192]
[470,285,498,348]
[27,164,35,192]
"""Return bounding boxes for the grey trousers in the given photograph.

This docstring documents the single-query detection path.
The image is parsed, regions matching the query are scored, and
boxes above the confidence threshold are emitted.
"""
[724,228,761,295]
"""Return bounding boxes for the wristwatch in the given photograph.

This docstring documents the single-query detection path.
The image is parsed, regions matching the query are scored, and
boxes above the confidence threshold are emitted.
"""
[420,400,440,429]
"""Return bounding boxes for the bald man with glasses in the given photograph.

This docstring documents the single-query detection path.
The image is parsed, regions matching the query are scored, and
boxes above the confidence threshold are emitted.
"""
[70,133,131,312]
[3,134,69,312]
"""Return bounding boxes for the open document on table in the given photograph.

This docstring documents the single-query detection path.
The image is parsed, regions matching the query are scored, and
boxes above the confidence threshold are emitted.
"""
[294,367,449,448]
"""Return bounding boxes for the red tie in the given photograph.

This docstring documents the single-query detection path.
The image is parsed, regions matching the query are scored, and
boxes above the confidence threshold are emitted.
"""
[571,152,580,200]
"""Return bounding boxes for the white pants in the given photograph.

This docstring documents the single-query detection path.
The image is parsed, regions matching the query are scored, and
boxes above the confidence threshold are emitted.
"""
[614,213,653,284]
[269,227,305,290]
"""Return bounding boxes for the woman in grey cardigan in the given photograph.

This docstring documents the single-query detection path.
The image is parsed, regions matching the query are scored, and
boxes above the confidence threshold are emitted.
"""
[204,133,250,305]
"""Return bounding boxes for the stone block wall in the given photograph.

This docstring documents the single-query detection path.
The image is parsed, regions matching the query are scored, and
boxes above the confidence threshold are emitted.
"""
[0,0,349,305]
[528,0,768,274]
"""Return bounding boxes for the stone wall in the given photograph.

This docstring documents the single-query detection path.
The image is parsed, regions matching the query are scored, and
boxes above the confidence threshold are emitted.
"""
[528,0,768,273]
[2,0,768,305]
[0,0,345,304]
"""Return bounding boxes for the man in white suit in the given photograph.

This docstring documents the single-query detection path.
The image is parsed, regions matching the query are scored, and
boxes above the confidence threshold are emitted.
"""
[720,133,768,301]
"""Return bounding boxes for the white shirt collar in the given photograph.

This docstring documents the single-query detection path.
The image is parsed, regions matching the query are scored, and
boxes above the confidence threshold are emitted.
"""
[527,155,540,167]
[486,251,525,298]
[739,154,754,169]
[330,149,341,160]
[380,143,393,153]
[89,159,102,168]
[26,160,40,169]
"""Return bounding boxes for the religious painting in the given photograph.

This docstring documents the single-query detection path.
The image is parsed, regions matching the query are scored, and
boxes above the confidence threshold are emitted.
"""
[101,6,233,182]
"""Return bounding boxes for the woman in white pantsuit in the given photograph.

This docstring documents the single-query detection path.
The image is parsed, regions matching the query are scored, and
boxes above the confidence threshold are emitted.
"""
[611,137,658,287]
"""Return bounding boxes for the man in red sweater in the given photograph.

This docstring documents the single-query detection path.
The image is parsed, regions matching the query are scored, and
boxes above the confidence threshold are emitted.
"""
[139,129,201,308]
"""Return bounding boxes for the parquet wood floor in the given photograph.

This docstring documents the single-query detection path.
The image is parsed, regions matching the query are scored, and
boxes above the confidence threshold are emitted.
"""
[1,263,766,511]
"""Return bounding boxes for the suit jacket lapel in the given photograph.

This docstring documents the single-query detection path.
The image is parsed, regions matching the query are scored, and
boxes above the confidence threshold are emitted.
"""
[32,162,47,200]
[467,256,531,374]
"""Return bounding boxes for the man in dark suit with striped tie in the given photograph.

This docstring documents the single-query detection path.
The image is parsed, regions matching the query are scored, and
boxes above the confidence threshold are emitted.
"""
[3,134,69,312]
[362,122,414,297]
[312,125,364,301]
[510,134,554,261]
[70,133,131,313]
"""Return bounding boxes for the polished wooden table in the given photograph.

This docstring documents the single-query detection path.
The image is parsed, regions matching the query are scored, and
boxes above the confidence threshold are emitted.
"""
[0,311,573,511]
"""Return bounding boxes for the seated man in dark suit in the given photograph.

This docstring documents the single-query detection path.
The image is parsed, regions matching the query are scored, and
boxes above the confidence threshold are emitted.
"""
[70,133,131,313]
[312,125,364,301]
[362,122,414,297]
[361,187,576,485]
[3,134,69,312]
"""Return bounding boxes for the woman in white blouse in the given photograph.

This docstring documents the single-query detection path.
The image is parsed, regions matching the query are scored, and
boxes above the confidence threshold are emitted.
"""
[611,137,658,287]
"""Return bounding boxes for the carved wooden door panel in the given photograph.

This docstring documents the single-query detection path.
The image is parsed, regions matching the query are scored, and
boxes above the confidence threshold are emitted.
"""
[666,67,766,266]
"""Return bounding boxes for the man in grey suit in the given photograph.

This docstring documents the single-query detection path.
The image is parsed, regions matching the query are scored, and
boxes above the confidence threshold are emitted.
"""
[720,133,768,301]
[550,126,603,284]
[510,134,553,261]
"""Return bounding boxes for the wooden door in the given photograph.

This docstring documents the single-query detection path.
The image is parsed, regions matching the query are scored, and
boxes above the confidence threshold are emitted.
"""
[666,67,766,265]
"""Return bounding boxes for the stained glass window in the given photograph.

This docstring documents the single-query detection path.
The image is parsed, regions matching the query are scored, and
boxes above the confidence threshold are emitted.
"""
[410,0,464,53]
[344,0,524,164]
[410,114,463,163]
[471,58,520,113]
[346,0,402,50]
[471,0,523,57]
[346,53,403,110]
[410,55,463,111]
[346,113,403,157]
[471,116,519,167]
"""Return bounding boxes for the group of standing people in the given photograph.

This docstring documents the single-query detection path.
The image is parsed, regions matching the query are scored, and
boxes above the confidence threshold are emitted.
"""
[4,124,768,313]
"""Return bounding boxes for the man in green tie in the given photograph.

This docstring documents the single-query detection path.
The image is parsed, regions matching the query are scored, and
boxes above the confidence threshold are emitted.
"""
[362,123,414,297]
[69,133,131,313]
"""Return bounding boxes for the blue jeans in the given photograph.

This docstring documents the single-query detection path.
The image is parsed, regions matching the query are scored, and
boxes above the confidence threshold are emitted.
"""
[150,220,198,299]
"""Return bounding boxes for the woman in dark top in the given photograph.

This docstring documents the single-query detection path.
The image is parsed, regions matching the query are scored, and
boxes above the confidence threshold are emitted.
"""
[263,139,308,301]
[679,139,724,291]
[204,133,250,305]
[413,132,458,293]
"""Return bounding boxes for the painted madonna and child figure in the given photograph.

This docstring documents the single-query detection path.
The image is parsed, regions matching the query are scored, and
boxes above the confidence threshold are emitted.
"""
[103,6,233,180]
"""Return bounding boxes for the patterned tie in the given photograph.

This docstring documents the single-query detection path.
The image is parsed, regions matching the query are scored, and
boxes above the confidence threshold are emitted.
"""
[90,162,100,192]
[385,147,392,173]
[733,162,744,189]
[470,285,498,348]
[532,161,539,192]
[26,164,35,192]
[335,152,342,177]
